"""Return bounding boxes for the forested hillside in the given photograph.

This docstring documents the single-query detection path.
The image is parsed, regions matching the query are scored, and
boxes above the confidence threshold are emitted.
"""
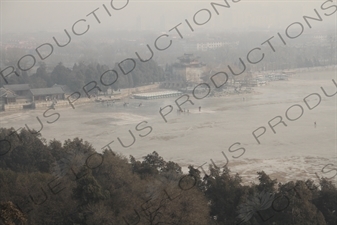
[0,127,336,225]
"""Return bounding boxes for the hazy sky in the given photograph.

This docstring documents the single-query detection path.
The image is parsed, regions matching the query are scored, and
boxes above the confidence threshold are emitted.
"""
[1,0,336,34]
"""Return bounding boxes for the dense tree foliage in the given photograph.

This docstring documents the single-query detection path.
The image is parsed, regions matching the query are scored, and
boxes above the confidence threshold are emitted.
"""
[0,128,336,224]
[0,60,165,92]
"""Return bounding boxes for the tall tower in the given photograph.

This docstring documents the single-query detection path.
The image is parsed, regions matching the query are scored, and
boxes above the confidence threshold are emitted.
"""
[172,54,206,83]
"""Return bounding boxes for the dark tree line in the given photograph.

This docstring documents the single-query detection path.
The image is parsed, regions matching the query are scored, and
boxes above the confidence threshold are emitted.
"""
[0,60,165,93]
[0,127,336,225]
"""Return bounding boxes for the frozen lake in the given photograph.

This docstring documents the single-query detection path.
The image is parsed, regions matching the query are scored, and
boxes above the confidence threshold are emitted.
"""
[1,69,336,184]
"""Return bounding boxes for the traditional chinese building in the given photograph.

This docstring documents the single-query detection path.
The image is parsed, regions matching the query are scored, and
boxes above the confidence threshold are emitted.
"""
[3,84,30,96]
[0,88,16,104]
[171,54,206,83]
[30,87,65,101]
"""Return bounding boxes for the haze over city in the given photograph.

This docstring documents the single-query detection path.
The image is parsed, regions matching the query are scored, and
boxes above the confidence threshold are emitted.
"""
[1,0,336,33]
[0,0,336,225]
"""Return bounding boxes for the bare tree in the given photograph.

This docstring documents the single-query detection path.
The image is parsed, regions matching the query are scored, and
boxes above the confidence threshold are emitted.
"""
[0,201,27,225]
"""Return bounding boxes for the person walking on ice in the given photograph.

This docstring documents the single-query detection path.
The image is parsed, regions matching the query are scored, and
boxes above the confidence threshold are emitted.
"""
[314,121,316,128]
[199,106,201,112]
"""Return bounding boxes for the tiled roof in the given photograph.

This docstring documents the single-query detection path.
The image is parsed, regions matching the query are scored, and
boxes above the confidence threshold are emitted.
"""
[3,84,30,91]
[0,88,16,98]
[30,87,64,96]
[52,84,72,94]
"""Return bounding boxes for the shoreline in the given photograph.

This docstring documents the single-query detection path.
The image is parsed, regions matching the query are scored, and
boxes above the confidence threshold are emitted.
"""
[1,69,336,185]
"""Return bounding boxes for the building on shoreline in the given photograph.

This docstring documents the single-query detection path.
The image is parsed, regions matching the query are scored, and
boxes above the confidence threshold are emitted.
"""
[133,90,182,100]
[30,87,65,101]
[3,84,30,96]
[172,54,206,83]
[0,88,17,110]
[162,54,207,89]
[0,84,66,112]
